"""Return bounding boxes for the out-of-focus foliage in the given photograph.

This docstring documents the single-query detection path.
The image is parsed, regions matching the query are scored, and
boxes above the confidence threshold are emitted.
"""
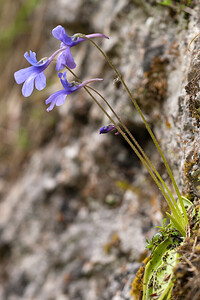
[0,0,40,55]
[0,0,58,180]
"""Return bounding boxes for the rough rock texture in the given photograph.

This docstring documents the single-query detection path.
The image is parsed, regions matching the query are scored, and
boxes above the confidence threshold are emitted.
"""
[0,0,200,299]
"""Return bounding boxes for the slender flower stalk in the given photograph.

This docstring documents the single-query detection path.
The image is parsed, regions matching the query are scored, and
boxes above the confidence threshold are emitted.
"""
[65,66,186,236]
[87,86,184,222]
[187,32,200,51]
[14,26,188,235]
[85,86,186,235]
[76,34,188,226]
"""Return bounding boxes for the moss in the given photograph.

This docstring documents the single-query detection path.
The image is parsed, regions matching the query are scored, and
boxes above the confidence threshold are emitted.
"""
[135,56,168,115]
[132,200,200,299]
[171,228,200,299]
[185,48,200,123]
[157,0,195,20]
[130,256,150,300]
[183,149,200,197]
[104,233,121,254]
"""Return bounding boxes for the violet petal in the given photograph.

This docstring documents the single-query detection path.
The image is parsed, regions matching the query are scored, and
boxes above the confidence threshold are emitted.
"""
[45,90,67,112]
[52,25,72,45]
[56,48,76,71]
[99,125,117,134]
[14,66,35,84]
[24,51,38,66]
[35,72,46,91]
[22,77,35,97]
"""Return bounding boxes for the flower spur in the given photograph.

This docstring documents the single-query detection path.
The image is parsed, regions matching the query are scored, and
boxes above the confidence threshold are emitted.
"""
[52,25,109,71]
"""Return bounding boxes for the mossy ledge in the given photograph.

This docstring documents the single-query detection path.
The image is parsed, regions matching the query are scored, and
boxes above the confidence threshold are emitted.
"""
[131,201,200,300]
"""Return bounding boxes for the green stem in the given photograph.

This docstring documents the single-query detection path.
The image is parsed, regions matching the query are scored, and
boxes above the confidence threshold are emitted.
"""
[78,34,188,225]
[65,67,185,233]
[87,85,184,221]
[187,32,200,51]
[84,86,185,234]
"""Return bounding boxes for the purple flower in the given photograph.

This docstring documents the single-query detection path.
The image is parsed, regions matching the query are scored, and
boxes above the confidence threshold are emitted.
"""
[14,51,52,97]
[99,125,119,135]
[45,71,103,112]
[52,25,109,71]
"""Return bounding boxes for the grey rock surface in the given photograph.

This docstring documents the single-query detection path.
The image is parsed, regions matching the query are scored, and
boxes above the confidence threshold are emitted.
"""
[0,0,200,299]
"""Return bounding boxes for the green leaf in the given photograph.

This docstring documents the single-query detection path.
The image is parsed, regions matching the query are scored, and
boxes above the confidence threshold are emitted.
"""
[166,213,185,237]
[143,236,181,300]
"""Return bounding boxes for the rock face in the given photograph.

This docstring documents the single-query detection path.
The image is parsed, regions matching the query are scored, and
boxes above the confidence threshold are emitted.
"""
[0,0,200,299]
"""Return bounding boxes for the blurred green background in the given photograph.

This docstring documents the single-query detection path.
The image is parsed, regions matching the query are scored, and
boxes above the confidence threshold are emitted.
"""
[0,0,59,180]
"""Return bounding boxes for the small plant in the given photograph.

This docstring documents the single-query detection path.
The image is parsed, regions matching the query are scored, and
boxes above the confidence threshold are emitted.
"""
[14,25,193,298]
[157,0,192,10]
